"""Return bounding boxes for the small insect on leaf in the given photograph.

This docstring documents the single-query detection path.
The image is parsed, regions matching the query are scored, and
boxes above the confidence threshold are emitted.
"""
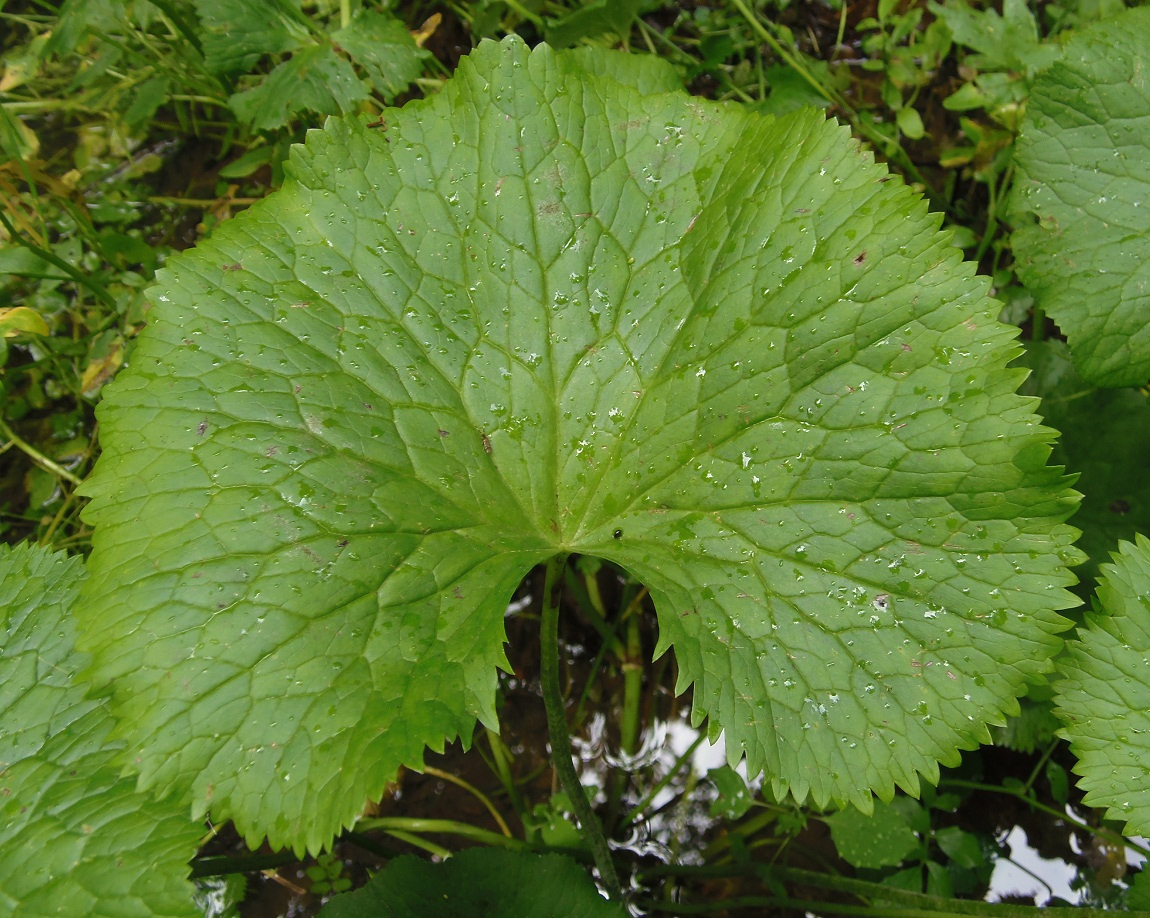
[613,529,623,540]
[481,433,492,454]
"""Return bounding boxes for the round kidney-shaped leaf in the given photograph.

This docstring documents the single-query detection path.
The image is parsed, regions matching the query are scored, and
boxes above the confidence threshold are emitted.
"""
[316,848,624,918]
[1056,535,1150,836]
[0,544,199,917]
[1010,6,1150,388]
[78,37,1081,854]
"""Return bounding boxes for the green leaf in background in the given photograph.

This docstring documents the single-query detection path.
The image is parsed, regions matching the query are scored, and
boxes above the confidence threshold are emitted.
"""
[826,798,921,869]
[545,0,641,48]
[228,43,368,132]
[1016,340,1150,587]
[928,0,1059,76]
[991,689,1062,754]
[752,62,834,116]
[316,847,625,918]
[332,11,429,103]
[934,824,983,870]
[1129,865,1150,910]
[1011,6,1150,388]
[123,75,170,129]
[708,765,754,820]
[195,0,310,76]
[1056,535,1150,836]
[78,36,1080,855]
[0,543,200,918]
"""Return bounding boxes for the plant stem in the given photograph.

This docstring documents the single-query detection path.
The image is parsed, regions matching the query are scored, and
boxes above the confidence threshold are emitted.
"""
[484,728,529,828]
[638,862,1127,917]
[540,553,623,901]
[422,765,512,837]
[607,607,645,829]
[190,852,299,879]
[355,817,526,849]
[0,418,83,486]
[940,778,1150,857]
[618,732,705,831]
[1031,301,1046,341]
[0,210,119,313]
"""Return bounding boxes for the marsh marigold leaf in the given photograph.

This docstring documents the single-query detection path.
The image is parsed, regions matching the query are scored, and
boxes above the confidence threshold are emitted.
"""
[316,848,624,918]
[1055,535,1150,836]
[1011,6,1150,388]
[78,37,1081,854]
[0,544,200,917]
[1016,340,1150,588]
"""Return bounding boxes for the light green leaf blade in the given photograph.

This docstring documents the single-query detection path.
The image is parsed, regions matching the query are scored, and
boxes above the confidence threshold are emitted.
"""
[826,798,920,869]
[0,543,200,918]
[78,37,1080,855]
[1055,535,1150,836]
[316,848,625,918]
[228,44,367,132]
[194,0,310,76]
[1011,6,1150,388]
[1016,340,1150,587]
[330,11,428,103]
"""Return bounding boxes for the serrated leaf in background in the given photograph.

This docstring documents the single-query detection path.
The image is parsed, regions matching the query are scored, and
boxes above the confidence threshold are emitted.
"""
[332,12,429,103]
[991,691,1063,754]
[1016,339,1150,589]
[0,543,200,918]
[195,0,310,76]
[545,0,641,48]
[228,43,367,132]
[1011,6,1150,388]
[928,0,1060,75]
[1055,535,1150,837]
[316,848,625,918]
[78,36,1081,855]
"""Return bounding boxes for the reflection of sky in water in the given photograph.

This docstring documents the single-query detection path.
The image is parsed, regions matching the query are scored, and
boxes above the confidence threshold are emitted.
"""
[990,826,1077,904]
[990,824,1147,906]
[574,702,1147,906]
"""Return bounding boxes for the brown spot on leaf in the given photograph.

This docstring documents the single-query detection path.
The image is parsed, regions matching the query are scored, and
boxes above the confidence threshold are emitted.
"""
[852,250,868,266]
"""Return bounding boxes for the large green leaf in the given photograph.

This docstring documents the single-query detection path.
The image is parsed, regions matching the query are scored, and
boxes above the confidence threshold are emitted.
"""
[1010,6,1150,388]
[1055,535,1150,836]
[317,848,624,918]
[1016,340,1150,588]
[77,37,1080,854]
[0,543,200,917]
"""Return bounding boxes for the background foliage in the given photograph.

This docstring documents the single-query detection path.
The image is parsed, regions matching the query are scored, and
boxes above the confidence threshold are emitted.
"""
[3,1,1150,915]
